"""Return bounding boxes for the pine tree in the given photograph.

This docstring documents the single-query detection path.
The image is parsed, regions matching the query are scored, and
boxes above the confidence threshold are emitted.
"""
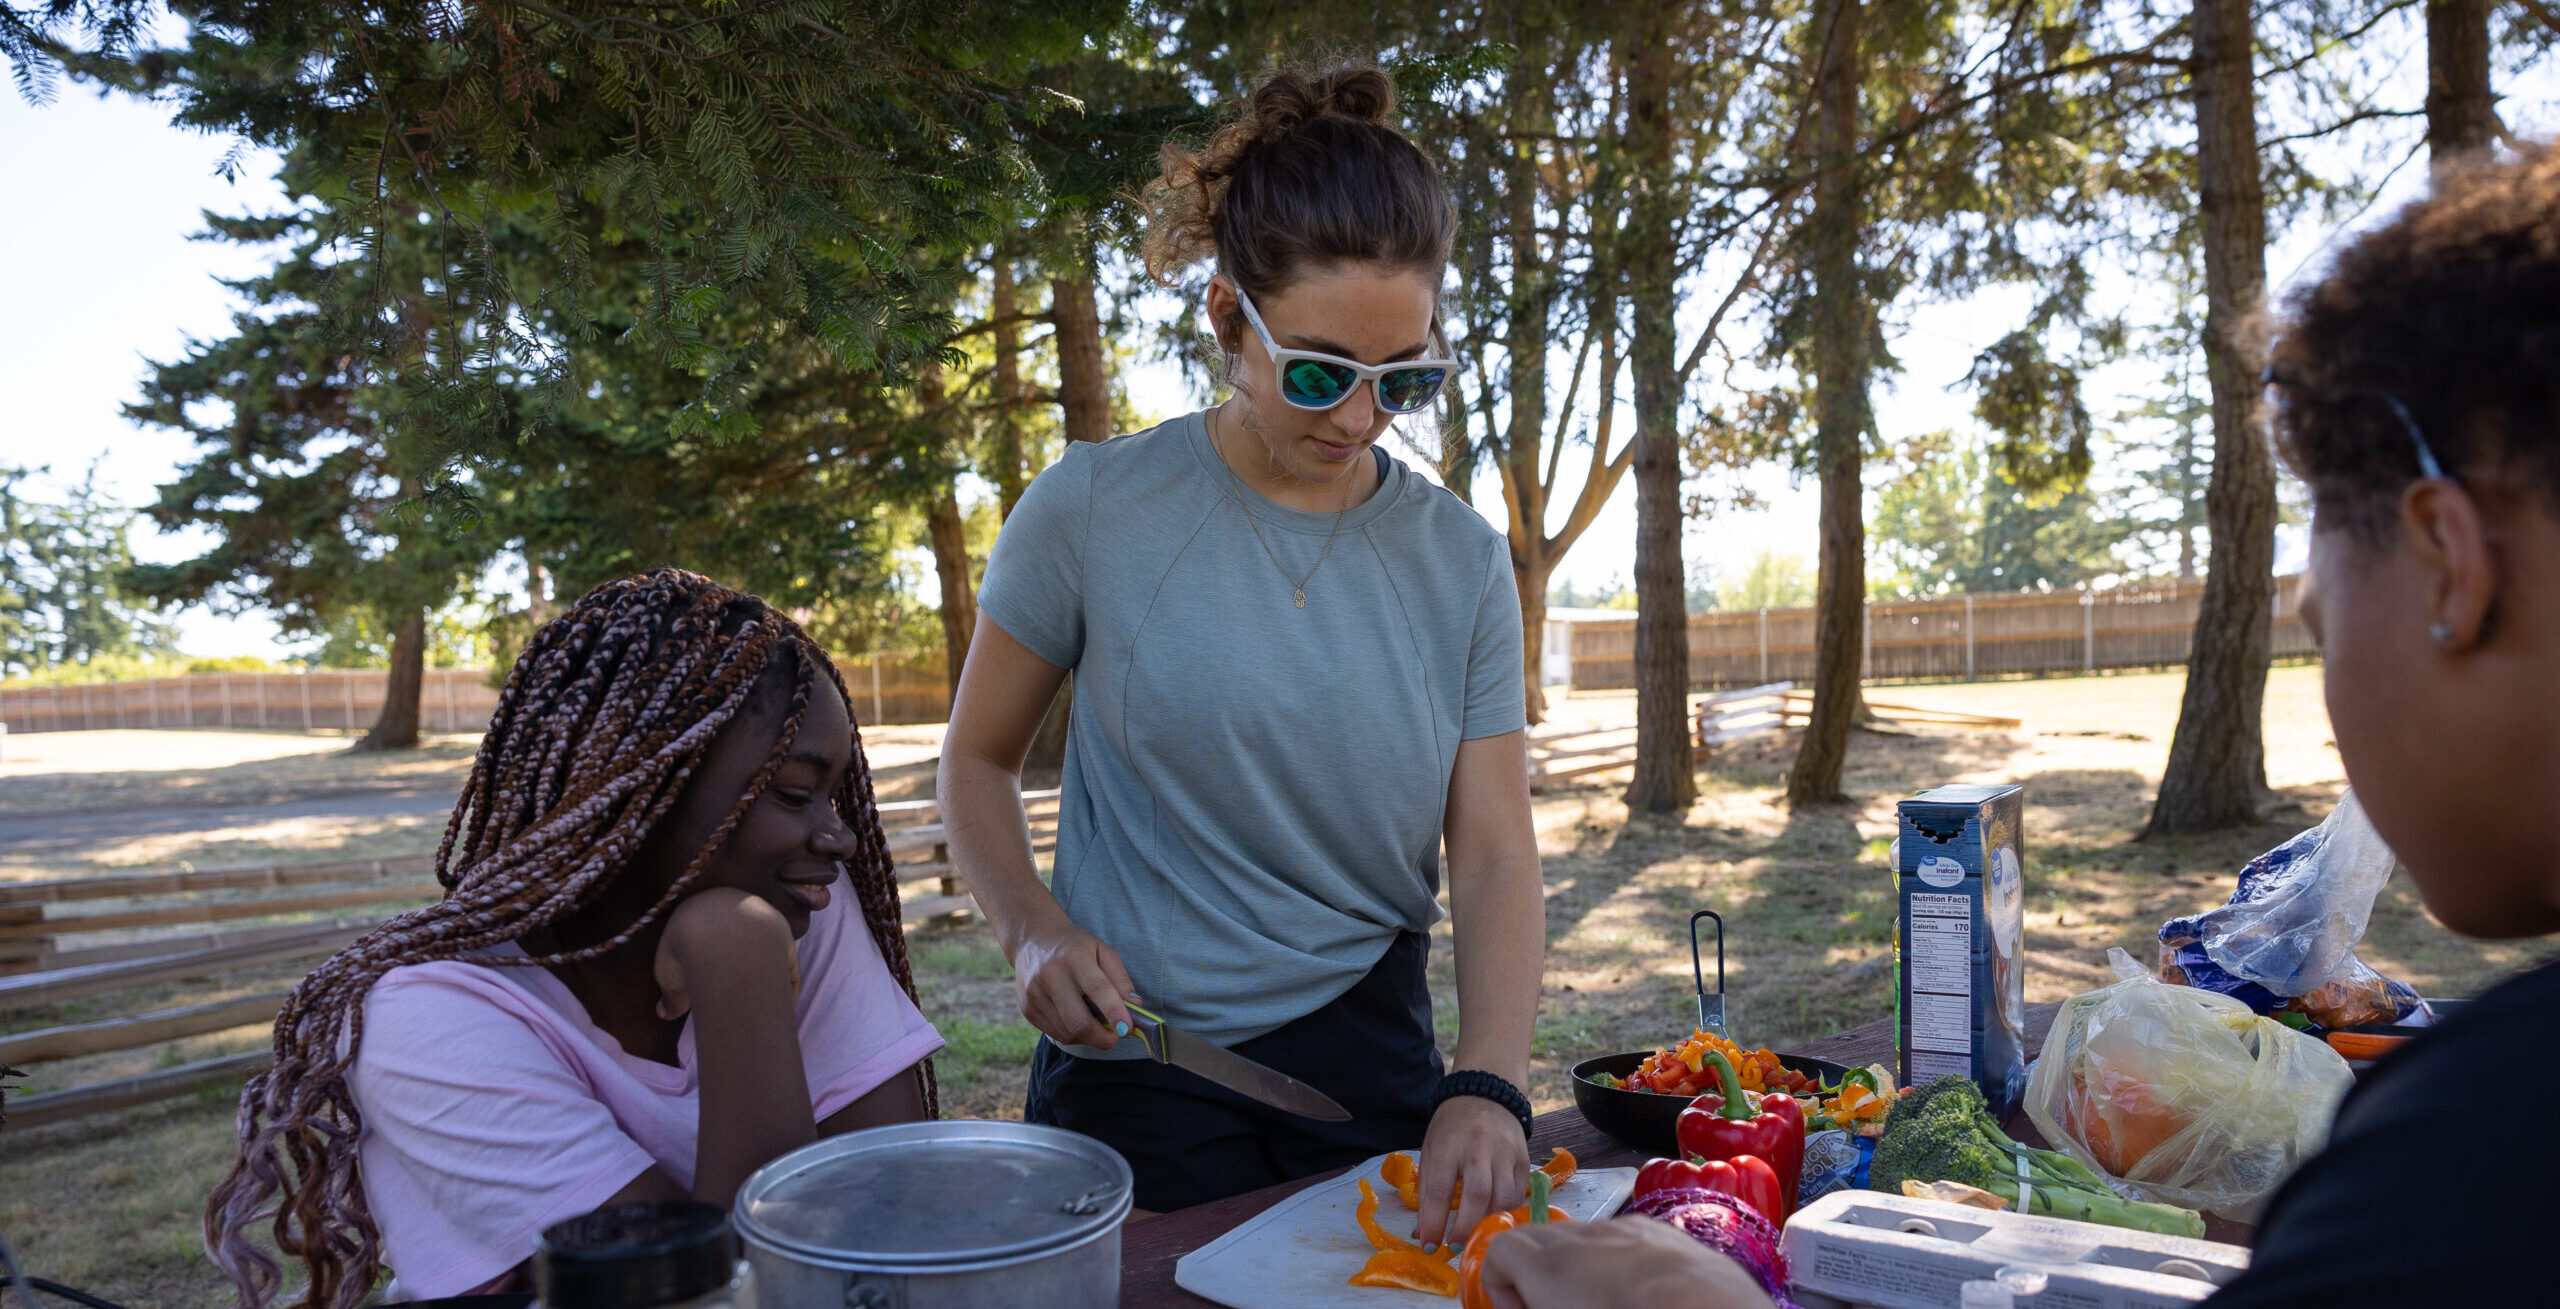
[123,178,493,750]
[0,464,176,677]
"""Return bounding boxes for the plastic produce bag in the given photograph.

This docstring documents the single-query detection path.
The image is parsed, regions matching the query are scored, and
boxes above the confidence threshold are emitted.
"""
[2025,949,2354,1221]
[2157,789,2423,1027]
[1799,1129,1862,1207]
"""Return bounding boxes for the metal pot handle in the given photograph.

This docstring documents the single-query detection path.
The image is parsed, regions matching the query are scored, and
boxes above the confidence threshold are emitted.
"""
[845,1281,902,1309]
[1058,1182,1123,1216]
[1689,909,1726,1036]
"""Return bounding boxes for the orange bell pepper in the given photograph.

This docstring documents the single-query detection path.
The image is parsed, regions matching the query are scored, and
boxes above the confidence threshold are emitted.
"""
[1383,1148,1579,1213]
[1356,1179,1436,1255]
[1455,1172,1572,1309]
[1349,1247,1464,1295]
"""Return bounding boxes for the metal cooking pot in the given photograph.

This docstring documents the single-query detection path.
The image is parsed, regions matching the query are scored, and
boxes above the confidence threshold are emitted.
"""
[731,1120,1132,1309]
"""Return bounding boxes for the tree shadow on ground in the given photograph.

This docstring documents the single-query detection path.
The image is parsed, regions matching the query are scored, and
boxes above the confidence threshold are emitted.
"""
[1520,726,1990,1105]
[0,737,480,823]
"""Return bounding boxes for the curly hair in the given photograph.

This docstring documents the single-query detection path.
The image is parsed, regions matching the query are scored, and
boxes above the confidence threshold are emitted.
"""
[2269,140,2560,543]
[204,568,936,1308]
[1139,63,1454,301]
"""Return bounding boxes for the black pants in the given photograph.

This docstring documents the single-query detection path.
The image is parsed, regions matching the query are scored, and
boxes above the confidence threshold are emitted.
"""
[1024,930,1442,1212]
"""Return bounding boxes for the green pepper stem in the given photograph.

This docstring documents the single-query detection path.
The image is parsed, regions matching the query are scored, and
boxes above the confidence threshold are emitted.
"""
[1529,1169,1552,1224]
[1700,1050,1753,1120]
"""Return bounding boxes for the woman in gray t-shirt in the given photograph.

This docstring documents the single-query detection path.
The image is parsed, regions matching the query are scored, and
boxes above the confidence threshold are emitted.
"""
[940,64,1545,1240]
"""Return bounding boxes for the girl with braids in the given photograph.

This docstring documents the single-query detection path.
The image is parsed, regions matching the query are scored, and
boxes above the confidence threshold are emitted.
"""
[947,64,1545,1246]
[206,569,943,1305]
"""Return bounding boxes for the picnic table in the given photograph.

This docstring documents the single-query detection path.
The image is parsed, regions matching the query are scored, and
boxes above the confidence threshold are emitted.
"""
[1121,1001,2253,1305]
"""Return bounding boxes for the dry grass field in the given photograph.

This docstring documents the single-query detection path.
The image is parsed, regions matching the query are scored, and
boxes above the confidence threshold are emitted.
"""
[4,666,2548,1305]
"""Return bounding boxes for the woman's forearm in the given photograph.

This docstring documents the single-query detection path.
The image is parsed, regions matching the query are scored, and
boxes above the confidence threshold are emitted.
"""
[939,749,1072,963]
[1445,731,1545,1087]
[1448,841,1544,1085]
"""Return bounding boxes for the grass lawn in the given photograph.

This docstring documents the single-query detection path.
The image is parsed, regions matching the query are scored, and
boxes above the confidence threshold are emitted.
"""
[5,666,2550,1305]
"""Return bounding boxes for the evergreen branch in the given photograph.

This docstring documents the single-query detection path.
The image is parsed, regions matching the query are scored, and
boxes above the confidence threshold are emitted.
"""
[2262,106,2424,147]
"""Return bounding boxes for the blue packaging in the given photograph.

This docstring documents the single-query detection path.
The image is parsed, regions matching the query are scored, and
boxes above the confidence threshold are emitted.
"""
[1896,783,2027,1118]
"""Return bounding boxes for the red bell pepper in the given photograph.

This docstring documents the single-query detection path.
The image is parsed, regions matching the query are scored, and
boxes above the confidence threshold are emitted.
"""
[1630,1154,1787,1226]
[1676,1050,1802,1221]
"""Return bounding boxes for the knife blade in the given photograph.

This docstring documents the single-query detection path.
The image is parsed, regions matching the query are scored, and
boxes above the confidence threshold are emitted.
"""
[1121,1002,1352,1122]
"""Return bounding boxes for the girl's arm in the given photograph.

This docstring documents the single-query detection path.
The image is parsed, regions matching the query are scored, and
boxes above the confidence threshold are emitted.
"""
[940,615,1138,1050]
[1413,728,1546,1249]
[661,887,817,1205]
[819,1060,930,1134]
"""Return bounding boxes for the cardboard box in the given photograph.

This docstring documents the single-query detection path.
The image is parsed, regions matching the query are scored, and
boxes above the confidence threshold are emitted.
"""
[1783,1191,2245,1309]
[1896,783,2027,1118]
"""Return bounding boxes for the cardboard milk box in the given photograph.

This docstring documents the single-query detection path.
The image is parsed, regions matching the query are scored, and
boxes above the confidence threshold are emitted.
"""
[1894,783,2027,1118]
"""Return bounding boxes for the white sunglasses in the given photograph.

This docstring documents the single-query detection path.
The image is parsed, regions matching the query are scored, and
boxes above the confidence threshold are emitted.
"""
[1228,283,1459,415]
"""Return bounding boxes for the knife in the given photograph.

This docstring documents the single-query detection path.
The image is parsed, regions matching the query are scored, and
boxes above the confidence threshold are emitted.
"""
[1088,999,1352,1121]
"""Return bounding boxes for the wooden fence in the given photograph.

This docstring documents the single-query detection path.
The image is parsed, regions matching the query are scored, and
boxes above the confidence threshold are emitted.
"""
[0,669,501,734]
[0,653,956,736]
[1568,576,2316,691]
[0,794,1051,1127]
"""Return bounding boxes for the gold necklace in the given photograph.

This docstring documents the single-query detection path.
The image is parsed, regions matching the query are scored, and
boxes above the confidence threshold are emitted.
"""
[1213,409,1358,609]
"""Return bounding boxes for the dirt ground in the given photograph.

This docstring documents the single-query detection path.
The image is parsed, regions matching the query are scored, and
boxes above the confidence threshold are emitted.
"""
[5,668,2551,1305]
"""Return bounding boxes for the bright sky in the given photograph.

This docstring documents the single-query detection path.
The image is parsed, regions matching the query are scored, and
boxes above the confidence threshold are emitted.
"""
[4,18,2550,661]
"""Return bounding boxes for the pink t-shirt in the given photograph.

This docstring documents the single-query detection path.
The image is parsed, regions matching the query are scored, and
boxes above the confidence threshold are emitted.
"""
[347,891,943,1297]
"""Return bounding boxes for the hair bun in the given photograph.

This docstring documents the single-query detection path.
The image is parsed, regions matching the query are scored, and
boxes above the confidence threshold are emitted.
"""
[1313,66,1395,124]
[1242,65,1396,148]
[1137,62,1447,291]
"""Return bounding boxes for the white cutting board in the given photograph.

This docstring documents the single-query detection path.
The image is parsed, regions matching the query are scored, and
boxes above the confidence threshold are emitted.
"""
[1174,1154,1637,1309]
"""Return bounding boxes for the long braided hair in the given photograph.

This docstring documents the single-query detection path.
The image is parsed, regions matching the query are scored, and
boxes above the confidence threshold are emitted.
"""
[206,569,936,1308]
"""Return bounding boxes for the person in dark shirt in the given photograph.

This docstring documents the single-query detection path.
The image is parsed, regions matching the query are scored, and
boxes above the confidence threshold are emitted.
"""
[1482,140,2560,1308]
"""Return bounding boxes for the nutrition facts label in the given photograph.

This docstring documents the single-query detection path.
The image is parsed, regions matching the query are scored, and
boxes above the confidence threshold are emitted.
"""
[1907,892,1974,1056]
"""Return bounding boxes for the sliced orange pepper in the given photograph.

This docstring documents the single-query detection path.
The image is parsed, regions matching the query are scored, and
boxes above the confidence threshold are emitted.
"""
[1537,1146,1577,1190]
[1349,1246,1464,1295]
[1383,1149,1576,1214]
[1356,1178,1432,1254]
[1382,1152,1426,1212]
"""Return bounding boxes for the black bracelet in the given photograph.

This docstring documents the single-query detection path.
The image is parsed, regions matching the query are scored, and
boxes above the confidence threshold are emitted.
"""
[1431,1069,1533,1138]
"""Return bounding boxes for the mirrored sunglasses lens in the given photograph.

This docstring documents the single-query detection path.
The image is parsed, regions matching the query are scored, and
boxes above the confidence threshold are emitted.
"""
[1377,366,1449,413]
[1280,358,1356,407]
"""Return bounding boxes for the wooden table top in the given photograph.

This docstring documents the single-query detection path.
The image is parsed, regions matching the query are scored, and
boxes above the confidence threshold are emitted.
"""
[1120,1001,2247,1305]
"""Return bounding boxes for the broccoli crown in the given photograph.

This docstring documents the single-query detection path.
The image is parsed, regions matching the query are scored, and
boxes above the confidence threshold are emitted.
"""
[1869,1106,2007,1193]
[1878,1074,1989,1138]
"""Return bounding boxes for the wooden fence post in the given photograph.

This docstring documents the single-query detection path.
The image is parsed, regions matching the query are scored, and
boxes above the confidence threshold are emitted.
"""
[221,674,233,728]
[2082,591,2096,673]
[341,672,355,730]
[1964,595,1976,680]
[870,659,885,726]
[1861,601,1872,680]
[1757,610,1769,683]
[301,672,312,730]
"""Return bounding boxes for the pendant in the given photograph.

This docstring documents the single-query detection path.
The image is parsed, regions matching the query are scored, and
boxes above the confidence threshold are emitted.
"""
[1293,587,1306,609]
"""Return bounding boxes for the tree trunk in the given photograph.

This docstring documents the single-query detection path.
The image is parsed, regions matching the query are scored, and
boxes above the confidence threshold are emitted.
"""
[1026,264,1114,769]
[2149,0,2275,836]
[991,254,1029,520]
[1622,12,1694,815]
[2425,0,2496,164]
[355,608,426,752]
[1517,570,1552,727]
[1051,255,1112,447]
[527,553,552,625]
[1785,0,1868,809]
[926,486,977,700]
[1500,114,1559,728]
